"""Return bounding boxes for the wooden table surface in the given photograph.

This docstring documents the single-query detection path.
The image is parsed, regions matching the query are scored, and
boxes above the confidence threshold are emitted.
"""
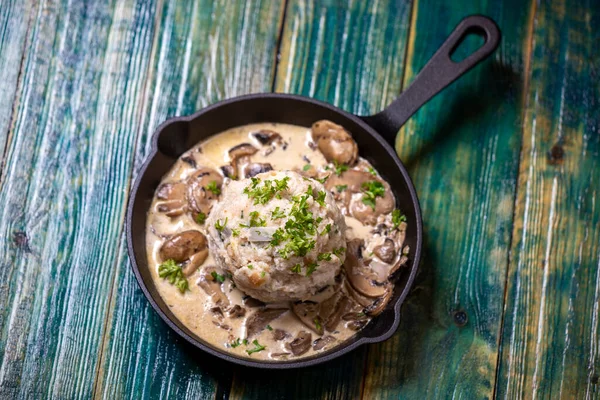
[0,0,599,398]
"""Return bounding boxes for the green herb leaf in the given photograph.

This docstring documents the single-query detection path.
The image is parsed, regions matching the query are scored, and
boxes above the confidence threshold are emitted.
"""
[303,164,312,171]
[195,212,207,224]
[317,252,332,261]
[215,217,228,232]
[230,338,242,348]
[291,264,302,273]
[368,166,377,176]
[392,209,407,229]
[211,271,226,283]
[205,180,221,195]
[242,339,248,346]
[335,184,348,192]
[320,223,331,236]
[315,190,326,207]
[271,206,286,219]
[333,247,346,257]
[243,177,290,205]
[246,339,266,355]
[305,262,318,276]
[231,228,240,237]
[247,264,254,270]
[361,181,385,210]
[266,324,273,331]
[316,175,329,184]
[314,317,322,332]
[334,161,349,176]
[158,259,189,293]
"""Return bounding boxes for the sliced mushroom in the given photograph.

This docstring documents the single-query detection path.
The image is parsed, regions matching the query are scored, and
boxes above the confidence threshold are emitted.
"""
[228,143,258,177]
[252,130,282,145]
[344,279,374,308]
[156,182,187,217]
[374,238,396,263]
[272,329,290,341]
[186,167,223,218]
[245,308,287,338]
[220,165,236,179]
[244,162,273,178]
[347,319,368,331]
[364,286,393,316]
[326,170,394,225]
[226,305,246,318]
[182,249,209,276]
[291,302,324,335]
[324,296,352,332]
[159,230,208,266]
[313,335,336,351]
[311,120,358,165]
[243,296,265,308]
[197,266,229,307]
[288,331,312,356]
[344,239,389,298]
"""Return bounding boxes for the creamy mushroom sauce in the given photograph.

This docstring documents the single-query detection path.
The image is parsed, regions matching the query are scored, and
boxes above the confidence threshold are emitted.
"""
[146,122,408,361]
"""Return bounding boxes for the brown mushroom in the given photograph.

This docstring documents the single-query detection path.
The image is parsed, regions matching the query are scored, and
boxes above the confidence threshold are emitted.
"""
[313,335,336,351]
[344,239,390,298]
[311,120,358,165]
[243,296,265,308]
[220,165,236,179]
[252,130,283,145]
[226,305,246,318]
[364,286,393,316]
[156,182,187,217]
[347,319,368,331]
[325,170,394,225]
[272,329,290,341]
[374,238,396,263]
[186,167,223,219]
[228,143,258,178]
[291,302,324,335]
[243,163,273,178]
[197,266,230,307]
[288,331,312,356]
[245,308,287,338]
[159,230,208,276]
[324,296,352,332]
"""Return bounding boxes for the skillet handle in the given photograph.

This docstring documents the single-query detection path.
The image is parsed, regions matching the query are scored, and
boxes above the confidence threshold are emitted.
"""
[360,15,500,144]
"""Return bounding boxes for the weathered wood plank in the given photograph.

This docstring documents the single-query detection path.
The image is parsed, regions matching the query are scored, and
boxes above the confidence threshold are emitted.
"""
[94,1,285,398]
[360,0,535,398]
[496,0,600,398]
[0,0,159,397]
[0,0,34,171]
[229,0,411,398]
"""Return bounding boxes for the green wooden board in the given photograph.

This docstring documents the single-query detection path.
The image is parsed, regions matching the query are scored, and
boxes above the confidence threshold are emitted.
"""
[496,0,600,398]
[0,0,598,398]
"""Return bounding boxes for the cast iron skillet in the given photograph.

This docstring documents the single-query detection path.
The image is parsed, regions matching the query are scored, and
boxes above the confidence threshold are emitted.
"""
[126,15,500,369]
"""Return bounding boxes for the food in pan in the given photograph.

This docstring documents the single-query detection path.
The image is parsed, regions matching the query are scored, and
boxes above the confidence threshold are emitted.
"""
[146,121,409,360]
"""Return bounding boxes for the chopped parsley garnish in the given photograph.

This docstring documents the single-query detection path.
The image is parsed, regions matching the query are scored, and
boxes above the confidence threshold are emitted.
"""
[243,177,290,205]
[158,260,188,293]
[368,166,377,176]
[266,324,273,331]
[303,164,312,171]
[211,271,226,283]
[247,264,254,270]
[361,181,385,210]
[392,209,407,228]
[333,247,346,256]
[246,339,266,355]
[320,223,331,236]
[231,228,240,237]
[215,217,227,231]
[195,212,207,224]
[205,180,221,195]
[334,161,349,176]
[305,262,318,276]
[315,190,326,207]
[314,317,322,332]
[271,206,286,219]
[247,211,266,227]
[260,271,266,278]
[242,339,248,345]
[230,338,242,348]
[316,175,329,184]
[335,184,348,192]
[317,252,332,261]
[291,264,302,273]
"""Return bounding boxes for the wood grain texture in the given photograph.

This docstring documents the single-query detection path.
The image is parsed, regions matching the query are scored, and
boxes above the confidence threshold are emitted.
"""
[0,0,34,171]
[0,0,159,397]
[229,1,411,399]
[496,0,600,398]
[361,0,535,398]
[94,1,285,399]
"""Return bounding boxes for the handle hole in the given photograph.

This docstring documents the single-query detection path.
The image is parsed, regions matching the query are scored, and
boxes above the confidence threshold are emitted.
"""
[450,27,486,63]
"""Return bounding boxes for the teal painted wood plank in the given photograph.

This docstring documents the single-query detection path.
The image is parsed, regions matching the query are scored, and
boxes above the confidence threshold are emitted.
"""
[94,1,285,398]
[0,0,34,171]
[360,0,534,398]
[230,0,411,398]
[0,0,158,397]
[496,0,600,398]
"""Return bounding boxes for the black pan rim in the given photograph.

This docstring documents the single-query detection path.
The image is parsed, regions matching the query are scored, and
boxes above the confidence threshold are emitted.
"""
[126,92,423,369]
